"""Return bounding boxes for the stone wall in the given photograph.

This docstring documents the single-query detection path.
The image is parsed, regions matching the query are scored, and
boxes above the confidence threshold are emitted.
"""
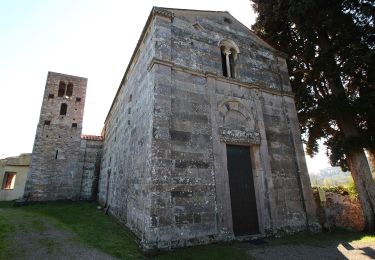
[313,190,365,231]
[98,15,155,239]
[80,135,103,200]
[144,8,317,249]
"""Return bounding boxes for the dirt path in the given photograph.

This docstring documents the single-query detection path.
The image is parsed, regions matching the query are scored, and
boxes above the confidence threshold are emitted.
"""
[0,208,116,260]
[2,205,375,260]
[236,241,375,260]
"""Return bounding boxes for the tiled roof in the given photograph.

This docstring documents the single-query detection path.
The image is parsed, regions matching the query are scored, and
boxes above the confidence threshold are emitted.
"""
[81,134,103,141]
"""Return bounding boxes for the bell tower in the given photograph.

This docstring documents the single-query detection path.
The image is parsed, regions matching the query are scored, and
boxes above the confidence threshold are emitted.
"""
[25,71,87,200]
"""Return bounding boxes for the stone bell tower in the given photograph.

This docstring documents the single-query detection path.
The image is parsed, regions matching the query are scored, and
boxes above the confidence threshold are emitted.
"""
[25,71,87,201]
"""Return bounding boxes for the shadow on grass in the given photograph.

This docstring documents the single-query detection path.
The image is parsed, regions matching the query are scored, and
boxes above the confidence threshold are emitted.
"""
[266,229,375,248]
[1,201,374,260]
[153,243,248,260]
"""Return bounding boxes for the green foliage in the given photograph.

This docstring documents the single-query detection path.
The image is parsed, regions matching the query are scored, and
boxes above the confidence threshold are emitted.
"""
[346,180,358,198]
[251,0,375,169]
[312,181,358,199]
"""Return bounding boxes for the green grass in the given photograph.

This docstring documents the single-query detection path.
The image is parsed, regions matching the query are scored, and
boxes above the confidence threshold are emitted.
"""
[0,204,15,259]
[267,230,375,247]
[20,201,143,259]
[1,201,374,260]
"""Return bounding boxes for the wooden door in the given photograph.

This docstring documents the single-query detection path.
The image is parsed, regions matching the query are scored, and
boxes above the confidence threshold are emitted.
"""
[226,145,259,235]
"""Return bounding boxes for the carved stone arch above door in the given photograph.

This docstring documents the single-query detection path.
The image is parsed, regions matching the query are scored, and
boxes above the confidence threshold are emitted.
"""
[218,99,260,145]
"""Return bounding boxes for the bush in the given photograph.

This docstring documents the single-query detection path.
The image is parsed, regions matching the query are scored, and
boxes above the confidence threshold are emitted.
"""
[312,184,358,199]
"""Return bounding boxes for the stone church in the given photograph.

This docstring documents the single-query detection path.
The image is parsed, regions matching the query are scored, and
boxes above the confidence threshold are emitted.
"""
[25,7,319,249]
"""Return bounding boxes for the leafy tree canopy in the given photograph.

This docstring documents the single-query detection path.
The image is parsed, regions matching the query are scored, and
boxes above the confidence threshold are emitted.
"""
[251,0,375,170]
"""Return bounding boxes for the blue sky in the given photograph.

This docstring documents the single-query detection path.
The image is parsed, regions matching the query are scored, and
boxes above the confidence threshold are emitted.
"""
[0,0,330,173]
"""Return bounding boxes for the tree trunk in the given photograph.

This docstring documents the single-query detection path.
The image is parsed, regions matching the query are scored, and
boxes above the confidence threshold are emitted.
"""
[347,149,375,231]
[367,149,375,175]
[335,114,375,232]
[316,29,375,231]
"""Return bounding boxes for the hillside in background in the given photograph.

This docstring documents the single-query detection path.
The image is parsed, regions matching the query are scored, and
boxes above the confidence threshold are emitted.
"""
[309,167,352,187]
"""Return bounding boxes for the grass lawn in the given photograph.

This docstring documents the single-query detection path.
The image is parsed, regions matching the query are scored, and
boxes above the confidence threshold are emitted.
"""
[0,201,247,259]
[0,201,374,259]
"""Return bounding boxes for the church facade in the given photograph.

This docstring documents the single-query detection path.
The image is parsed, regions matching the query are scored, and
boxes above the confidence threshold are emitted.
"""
[25,7,319,249]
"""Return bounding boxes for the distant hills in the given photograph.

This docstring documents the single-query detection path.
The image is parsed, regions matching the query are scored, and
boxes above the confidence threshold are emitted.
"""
[309,167,352,186]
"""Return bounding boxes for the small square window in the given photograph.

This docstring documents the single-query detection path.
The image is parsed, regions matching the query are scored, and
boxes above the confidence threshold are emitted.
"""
[2,172,16,190]
[44,120,51,126]
[48,94,54,99]
[72,123,77,128]
[224,17,232,24]
[76,97,81,102]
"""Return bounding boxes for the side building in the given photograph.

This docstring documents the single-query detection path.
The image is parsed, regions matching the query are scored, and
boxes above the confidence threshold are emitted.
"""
[25,72,102,201]
[0,153,31,201]
[97,7,319,249]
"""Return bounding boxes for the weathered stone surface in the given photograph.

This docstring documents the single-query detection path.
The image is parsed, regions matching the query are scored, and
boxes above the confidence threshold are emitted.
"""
[26,6,319,251]
[96,7,319,249]
[79,137,103,200]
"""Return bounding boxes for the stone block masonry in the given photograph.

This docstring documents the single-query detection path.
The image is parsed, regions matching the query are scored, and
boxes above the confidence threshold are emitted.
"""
[25,72,89,201]
[80,135,103,200]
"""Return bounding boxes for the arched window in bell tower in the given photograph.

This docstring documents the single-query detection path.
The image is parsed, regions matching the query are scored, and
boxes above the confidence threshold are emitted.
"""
[219,39,240,79]
[60,103,67,115]
[58,81,66,97]
[66,83,73,97]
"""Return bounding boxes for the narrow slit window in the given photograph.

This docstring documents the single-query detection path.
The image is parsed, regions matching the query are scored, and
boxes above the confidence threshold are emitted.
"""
[2,172,16,190]
[58,81,66,97]
[221,47,228,77]
[229,51,235,78]
[60,103,67,115]
[66,83,73,97]
[55,150,58,160]
[129,94,132,102]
